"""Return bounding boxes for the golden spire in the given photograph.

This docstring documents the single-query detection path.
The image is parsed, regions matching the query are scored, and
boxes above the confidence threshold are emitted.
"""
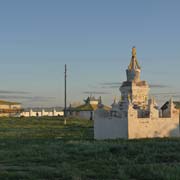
[128,46,140,70]
[132,46,136,57]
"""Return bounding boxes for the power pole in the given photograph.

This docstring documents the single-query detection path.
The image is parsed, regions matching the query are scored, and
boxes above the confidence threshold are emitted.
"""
[64,64,67,124]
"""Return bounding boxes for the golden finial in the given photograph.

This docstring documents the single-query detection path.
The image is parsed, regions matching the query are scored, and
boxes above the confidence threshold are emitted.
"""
[132,46,136,57]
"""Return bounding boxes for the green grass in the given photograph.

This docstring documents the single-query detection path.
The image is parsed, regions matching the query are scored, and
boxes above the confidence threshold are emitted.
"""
[0,117,180,179]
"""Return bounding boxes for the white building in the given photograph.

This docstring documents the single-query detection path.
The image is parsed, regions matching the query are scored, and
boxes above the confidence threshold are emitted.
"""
[94,47,179,139]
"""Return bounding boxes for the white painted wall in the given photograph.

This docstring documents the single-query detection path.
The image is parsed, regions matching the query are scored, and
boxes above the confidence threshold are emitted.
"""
[29,110,38,117]
[53,110,64,116]
[21,112,30,117]
[128,117,179,139]
[94,113,128,139]
[94,104,180,140]
[20,109,64,117]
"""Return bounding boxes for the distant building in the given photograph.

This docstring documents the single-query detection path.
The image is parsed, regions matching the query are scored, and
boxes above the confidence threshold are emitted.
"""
[20,107,64,117]
[0,100,22,117]
[95,47,179,139]
[67,96,110,120]
[161,101,180,114]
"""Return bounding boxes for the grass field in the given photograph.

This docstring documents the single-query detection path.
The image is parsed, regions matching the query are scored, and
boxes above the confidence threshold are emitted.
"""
[0,117,180,179]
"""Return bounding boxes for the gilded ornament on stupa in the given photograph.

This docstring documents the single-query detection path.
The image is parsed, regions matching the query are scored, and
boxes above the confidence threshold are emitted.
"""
[132,46,136,57]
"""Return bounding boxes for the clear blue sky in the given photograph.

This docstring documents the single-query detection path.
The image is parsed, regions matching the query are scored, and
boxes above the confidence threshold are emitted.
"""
[0,0,180,107]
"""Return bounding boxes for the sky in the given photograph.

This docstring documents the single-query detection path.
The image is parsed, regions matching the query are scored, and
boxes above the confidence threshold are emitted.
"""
[0,0,180,107]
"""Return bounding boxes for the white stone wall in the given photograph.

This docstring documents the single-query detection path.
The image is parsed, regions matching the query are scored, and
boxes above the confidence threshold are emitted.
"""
[53,110,64,116]
[128,117,179,139]
[21,111,30,117]
[94,114,179,140]
[20,109,64,117]
[29,110,38,117]
[128,103,179,139]
[94,103,180,140]
[42,111,50,116]
[94,111,128,139]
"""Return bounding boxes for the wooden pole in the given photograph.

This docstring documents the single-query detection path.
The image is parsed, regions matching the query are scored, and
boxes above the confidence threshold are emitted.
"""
[64,64,67,125]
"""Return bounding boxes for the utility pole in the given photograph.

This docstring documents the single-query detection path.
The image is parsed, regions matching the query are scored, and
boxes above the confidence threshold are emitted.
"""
[64,64,67,125]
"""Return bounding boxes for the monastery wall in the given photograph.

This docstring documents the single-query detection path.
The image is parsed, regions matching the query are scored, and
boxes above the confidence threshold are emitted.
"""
[127,103,180,139]
[21,111,30,117]
[94,113,128,139]
[128,115,179,139]
[53,111,64,116]
[21,109,64,117]
[94,104,179,140]
[30,110,38,117]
